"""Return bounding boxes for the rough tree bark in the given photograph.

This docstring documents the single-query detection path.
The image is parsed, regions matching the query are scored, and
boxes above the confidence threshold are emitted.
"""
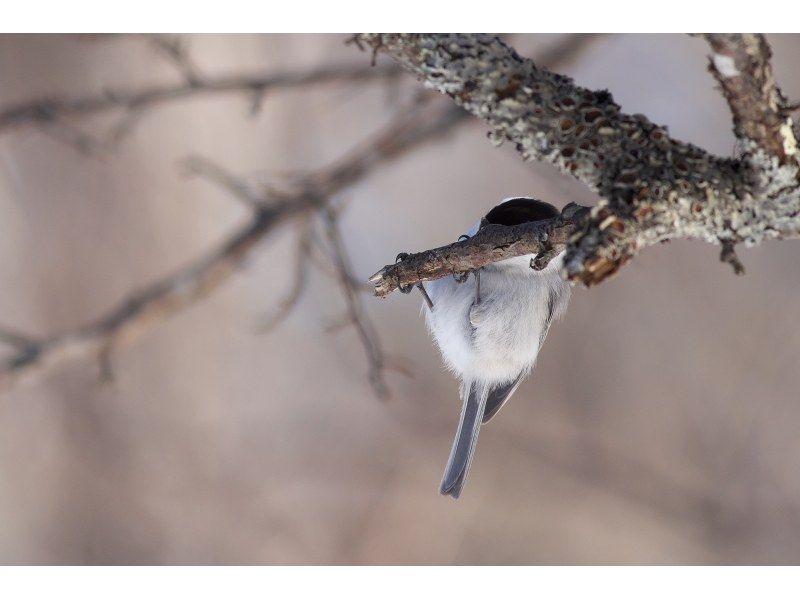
[360,34,800,295]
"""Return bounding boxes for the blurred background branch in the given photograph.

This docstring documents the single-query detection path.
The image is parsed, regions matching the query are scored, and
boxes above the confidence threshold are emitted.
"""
[0,98,456,391]
[0,33,599,395]
[0,34,401,150]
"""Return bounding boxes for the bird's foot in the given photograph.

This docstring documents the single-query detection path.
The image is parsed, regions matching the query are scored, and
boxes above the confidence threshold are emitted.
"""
[452,235,481,302]
[396,252,434,310]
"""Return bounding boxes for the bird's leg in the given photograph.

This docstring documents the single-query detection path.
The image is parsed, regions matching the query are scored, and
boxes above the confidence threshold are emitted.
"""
[395,253,415,294]
[453,235,470,284]
[452,271,470,283]
[473,218,490,304]
[531,246,559,271]
[452,235,472,284]
[396,252,435,310]
[453,234,482,302]
[530,230,558,271]
[417,283,434,310]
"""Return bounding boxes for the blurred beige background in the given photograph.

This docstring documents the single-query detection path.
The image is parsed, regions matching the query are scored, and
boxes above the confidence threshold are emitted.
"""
[0,33,799,565]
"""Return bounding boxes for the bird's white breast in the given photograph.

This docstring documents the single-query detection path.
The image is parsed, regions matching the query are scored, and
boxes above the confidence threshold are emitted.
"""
[424,255,569,386]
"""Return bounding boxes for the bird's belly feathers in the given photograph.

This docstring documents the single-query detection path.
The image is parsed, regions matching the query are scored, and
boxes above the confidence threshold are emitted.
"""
[424,268,553,385]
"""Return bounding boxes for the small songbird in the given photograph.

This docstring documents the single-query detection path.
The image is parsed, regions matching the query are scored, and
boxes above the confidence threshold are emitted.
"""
[421,197,571,499]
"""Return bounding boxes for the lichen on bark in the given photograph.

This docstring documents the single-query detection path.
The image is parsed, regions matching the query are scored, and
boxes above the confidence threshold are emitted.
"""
[357,34,800,291]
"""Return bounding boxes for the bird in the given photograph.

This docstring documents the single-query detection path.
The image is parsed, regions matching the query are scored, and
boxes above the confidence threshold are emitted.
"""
[420,197,571,499]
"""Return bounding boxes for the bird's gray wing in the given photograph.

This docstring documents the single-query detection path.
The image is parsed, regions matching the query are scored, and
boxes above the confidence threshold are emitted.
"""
[482,373,524,424]
[440,382,488,499]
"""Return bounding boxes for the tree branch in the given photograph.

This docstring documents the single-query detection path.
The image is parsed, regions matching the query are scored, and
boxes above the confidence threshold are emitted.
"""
[369,203,589,297]
[0,34,647,389]
[703,33,799,168]
[0,97,467,391]
[144,34,204,87]
[355,34,800,289]
[0,63,400,136]
[254,219,314,334]
[322,204,389,398]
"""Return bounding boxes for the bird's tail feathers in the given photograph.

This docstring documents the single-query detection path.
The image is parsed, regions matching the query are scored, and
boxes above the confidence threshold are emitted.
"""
[440,379,489,499]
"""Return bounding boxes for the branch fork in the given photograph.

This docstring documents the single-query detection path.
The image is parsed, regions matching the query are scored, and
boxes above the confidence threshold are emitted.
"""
[356,33,800,294]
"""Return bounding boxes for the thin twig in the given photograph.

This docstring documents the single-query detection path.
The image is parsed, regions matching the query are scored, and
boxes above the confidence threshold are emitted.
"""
[0,63,401,136]
[144,34,203,86]
[254,220,314,333]
[39,121,104,157]
[182,155,279,208]
[322,204,389,398]
[0,328,37,350]
[720,240,746,275]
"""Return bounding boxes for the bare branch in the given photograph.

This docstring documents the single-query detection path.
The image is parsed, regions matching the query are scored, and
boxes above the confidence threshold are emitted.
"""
[0,63,401,137]
[704,33,799,167]
[0,201,306,390]
[0,94,468,391]
[369,203,589,297]
[39,121,104,156]
[182,156,278,208]
[254,220,314,333]
[719,240,746,276]
[323,205,389,398]
[0,328,37,351]
[0,34,612,387]
[355,34,800,286]
[144,34,203,86]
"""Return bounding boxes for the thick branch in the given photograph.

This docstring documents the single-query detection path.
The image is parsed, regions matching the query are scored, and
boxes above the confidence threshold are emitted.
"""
[356,34,800,287]
[704,33,798,168]
[369,204,589,297]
